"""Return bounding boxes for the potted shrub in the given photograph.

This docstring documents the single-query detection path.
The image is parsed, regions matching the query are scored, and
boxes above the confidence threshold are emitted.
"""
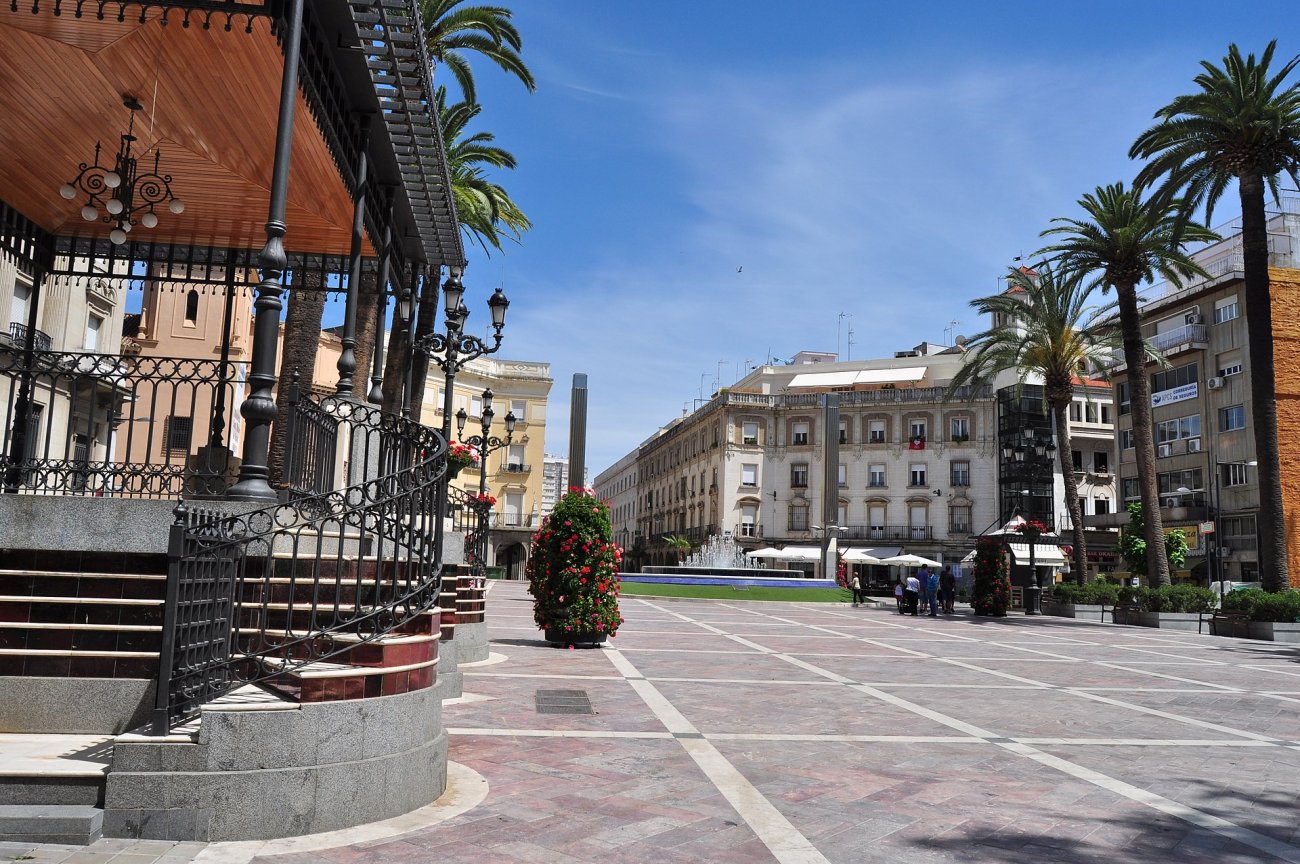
[1141,584,1216,631]
[971,535,1011,617]
[527,489,624,647]
[1047,580,1118,622]
[1224,589,1300,642]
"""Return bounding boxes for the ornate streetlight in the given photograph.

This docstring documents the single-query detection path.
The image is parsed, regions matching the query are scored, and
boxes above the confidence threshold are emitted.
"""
[413,269,510,558]
[456,389,516,580]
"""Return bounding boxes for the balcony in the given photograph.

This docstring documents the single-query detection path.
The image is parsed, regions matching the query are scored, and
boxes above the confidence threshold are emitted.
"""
[5,321,52,352]
[493,512,536,528]
[501,462,530,473]
[840,525,933,541]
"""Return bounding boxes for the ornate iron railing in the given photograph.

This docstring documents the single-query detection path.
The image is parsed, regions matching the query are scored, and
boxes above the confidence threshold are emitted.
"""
[0,349,246,497]
[153,394,447,732]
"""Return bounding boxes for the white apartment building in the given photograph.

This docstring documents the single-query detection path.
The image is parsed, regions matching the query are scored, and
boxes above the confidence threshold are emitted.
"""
[593,448,639,554]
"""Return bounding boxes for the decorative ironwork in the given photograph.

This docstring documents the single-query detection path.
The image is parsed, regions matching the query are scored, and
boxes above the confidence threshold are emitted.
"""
[456,394,515,578]
[12,1,270,31]
[0,348,246,497]
[60,96,185,245]
[154,391,448,731]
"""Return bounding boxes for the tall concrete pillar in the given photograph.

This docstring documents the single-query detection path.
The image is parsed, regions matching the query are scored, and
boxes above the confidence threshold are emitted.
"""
[822,393,841,580]
[568,373,588,493]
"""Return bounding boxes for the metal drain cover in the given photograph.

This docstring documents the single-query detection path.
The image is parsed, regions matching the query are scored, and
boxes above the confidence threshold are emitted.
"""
[536,689,594,714]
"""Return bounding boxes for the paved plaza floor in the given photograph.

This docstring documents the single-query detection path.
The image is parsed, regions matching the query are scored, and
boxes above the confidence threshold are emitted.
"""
[7,581,1300,863]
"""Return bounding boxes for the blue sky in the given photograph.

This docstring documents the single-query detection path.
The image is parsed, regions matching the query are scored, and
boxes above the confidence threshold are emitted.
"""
[436,1,1296,477]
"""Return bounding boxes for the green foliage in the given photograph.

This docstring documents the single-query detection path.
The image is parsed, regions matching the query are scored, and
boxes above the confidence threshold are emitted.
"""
[1118,502,1189,580]
[1113,584,1217,613]
[971,536,1011,617]
[422,0,536,104]
[1051,580,1121,606]
[527,491,623,638]
[1222,588,1300,622]
[663,534,691,562]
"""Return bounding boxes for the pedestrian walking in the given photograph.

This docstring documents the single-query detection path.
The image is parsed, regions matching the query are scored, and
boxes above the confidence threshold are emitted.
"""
[904,573,920,615]
[850,571,865,607]
[893,578,905,614]
[939,566,956,613]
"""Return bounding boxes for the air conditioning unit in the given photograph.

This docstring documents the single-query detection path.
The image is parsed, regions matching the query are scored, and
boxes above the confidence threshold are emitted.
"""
[1207,376,1225,390]
[1157,443,1173,457]
[1185,313,1204,325]
[1186,438,1203,453]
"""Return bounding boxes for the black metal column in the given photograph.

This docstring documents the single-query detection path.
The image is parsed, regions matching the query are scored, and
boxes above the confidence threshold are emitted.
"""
[336,116,371,397]
[3,265,45,493]
[402,261,422,419]
[208,265,238,450]
[367,209,394,405]
[228,0,305,501]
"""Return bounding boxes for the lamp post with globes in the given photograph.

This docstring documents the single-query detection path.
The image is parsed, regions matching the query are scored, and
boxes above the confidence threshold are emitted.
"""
[411,269,510,561]
[456,389,516,580]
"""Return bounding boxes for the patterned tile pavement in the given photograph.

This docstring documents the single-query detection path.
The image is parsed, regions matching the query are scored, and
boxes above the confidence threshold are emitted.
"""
[7,581,1300,863]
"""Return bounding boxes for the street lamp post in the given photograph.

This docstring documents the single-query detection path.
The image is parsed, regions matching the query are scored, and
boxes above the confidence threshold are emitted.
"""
[457,389,517,580]
[812,524,849,582]
[412,269,510,566]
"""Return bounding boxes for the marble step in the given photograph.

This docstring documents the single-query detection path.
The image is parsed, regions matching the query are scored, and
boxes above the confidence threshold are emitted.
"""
[0,804,103,845]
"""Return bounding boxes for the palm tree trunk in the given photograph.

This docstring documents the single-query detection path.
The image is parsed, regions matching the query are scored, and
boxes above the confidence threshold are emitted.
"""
[1116,281,1171,586]
[352,271,381,400]
[408,271,439,417]
[1238,173,1287,592]
[268,271,326,486]
[1051,396,1089,585]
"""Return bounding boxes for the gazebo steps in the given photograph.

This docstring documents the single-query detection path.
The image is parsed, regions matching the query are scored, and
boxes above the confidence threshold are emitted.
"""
[0,804,103,845]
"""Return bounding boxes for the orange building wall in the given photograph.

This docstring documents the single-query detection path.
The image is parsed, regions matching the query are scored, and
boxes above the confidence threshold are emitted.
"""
[1269,267,1300,587]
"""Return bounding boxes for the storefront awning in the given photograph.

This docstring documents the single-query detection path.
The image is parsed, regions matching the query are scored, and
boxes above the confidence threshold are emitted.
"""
[787,367,928,388]
[1008,543,1067,565]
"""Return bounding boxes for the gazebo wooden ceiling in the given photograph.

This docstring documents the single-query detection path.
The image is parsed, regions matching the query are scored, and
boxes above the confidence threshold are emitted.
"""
[0,8,367,259]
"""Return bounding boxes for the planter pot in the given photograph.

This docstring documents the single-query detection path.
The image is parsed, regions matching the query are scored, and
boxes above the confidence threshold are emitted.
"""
[1247,621,1300,643]
[544,628,608,648]
[448,463,466,480]
[1071,603,1109,623]
[1043,600,1074,618]
[1112,606,1143,626]
[1142,611,1203,632]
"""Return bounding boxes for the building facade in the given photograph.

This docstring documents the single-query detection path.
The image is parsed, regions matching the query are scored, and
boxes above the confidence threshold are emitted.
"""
[594,448,640,558]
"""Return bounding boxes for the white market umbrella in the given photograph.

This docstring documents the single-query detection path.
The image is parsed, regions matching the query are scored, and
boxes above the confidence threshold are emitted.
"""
[776,546,823,561]
[746,547,784,559]
[841,549,883,564]
[881,553,943,568]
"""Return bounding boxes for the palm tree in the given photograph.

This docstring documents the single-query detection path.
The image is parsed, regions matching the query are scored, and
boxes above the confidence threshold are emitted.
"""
[948,265,1124,583]
[664,534,691,564]
[421,0,535,104]
[439,87,531,252]
[1129,41,1300,592]
[1040,183,1216,587]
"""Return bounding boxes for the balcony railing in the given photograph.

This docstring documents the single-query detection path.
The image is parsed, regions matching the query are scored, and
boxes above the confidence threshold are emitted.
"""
[501,462,530,473]
[1149,323,1209,353]
[840,525,933,541]
[493,512,535,528]
[725,384,992,410]
[6,322,52,352]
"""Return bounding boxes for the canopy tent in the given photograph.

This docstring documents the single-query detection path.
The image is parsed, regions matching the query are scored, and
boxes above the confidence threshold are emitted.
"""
[960,549,978,565]
[881,553,943,568]
[1007,543,1067,566]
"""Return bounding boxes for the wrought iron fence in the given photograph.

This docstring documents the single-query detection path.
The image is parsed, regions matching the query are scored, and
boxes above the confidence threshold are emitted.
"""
[154,394,448,732]
[0,348,245,497]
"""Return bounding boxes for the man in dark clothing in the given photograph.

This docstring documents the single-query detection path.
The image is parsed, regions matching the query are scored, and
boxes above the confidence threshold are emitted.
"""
[939,566,957,613]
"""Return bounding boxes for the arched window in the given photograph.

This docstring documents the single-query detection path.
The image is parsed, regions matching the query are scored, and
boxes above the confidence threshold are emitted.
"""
[184,289,199,324]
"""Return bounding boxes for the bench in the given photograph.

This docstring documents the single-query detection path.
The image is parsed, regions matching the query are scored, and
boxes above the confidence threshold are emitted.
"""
[1112,602,1142,626]
[1209,609,1251,638]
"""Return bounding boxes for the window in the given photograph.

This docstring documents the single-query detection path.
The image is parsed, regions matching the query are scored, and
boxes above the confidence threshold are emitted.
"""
[868,464,886,487]
[837,464,847,487]
[1216,350,1242,379]
[1156,414,1201,443]
[1094,497,1110,516]
[868,504,886,529]
[164,415,193,454]
[950,416,970,441]
[909,504,928,540]
[1157,468,1204,496]
[1218,362,1243,378]
[1221,462,1250,487]
[1118,382,1131,416]
[507,444,525,469]
[1120,429,1135,450]
[950,460,970,487]
[1085,403,1099,424]
[1222,513,1256,541]
[1093,451,1109,474]
[868,420,886,444]
[742,421,759,446]
[788,501,809,532]
[909,463,926,487]
[10,278,30,327]
[838,502,848,525]
[435,388,447,413]
[184,289,199,324]
[504,493,523,525]
[1151,362,1198,395]
[510,400,527,422]
[909,419,927,441]
[791,463,809,487]
[741,463,757,487]
[1122,478,1140,500]
[1214,295,1239,324]
[1069,402,1082,422]
[84,313,102,352]
[792,422,810,445]
[740,504,758,536]
[1101,405,1112,424]
[1220,405,1246,432]
[838,421,849,445]
[1071,450,1083,472]
[949,504,971,533]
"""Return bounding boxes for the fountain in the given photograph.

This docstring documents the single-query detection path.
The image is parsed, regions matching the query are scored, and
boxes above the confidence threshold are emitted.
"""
[633,532,835,587]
